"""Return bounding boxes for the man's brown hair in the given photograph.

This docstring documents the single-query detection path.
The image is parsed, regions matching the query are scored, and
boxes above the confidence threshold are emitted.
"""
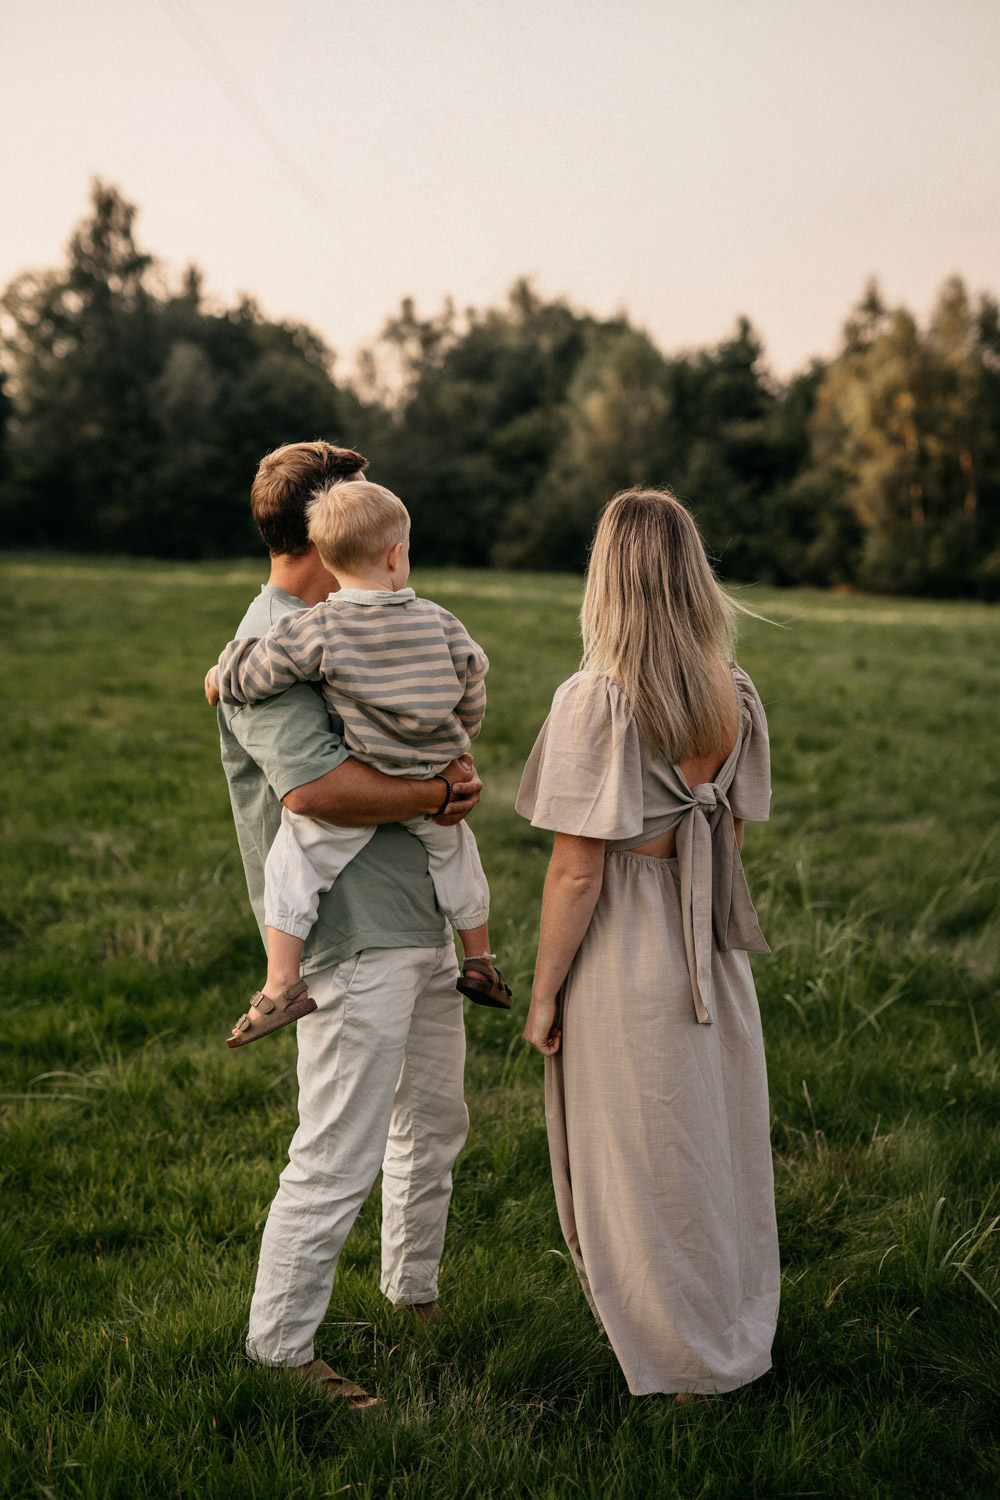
[250,441,369,556]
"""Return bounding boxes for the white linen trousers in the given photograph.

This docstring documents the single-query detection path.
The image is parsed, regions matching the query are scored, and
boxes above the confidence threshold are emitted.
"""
[247,942,469,1368]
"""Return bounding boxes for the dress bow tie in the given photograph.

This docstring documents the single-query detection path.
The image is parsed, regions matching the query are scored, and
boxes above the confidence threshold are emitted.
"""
[674,782,768,1025]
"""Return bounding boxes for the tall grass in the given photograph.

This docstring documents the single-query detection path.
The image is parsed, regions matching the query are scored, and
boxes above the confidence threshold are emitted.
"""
[1,557,998,1497]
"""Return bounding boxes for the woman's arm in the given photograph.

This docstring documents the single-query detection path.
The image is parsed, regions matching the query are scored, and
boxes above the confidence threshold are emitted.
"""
[523,832,605,1056]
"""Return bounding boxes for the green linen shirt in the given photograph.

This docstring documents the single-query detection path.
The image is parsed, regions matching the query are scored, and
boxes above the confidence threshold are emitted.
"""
[218,585,449,976]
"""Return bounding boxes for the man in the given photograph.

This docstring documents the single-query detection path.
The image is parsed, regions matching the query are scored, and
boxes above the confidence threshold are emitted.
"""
[213,440,482,1409]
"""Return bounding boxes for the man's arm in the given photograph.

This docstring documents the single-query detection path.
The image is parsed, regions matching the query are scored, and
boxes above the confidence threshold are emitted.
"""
[283,753,482,827]
[209,656,482,826]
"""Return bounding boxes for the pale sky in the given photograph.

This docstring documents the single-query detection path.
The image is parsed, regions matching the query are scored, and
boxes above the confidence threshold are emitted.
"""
[3,0,998,380]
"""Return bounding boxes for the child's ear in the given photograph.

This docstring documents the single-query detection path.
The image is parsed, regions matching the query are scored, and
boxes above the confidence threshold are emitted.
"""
[388,541,404,572]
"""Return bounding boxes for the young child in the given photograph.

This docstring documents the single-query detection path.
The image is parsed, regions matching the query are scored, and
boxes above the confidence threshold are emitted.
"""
[210,479,512,1048]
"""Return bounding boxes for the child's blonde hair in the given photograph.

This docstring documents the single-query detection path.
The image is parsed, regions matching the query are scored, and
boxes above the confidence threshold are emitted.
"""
[307,480,410,572]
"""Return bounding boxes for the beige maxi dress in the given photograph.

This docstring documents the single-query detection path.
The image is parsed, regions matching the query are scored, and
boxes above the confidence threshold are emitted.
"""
[516,666,780,1396]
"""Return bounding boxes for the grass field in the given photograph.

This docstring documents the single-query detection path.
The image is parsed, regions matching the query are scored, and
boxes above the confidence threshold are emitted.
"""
[2,555,999,1499]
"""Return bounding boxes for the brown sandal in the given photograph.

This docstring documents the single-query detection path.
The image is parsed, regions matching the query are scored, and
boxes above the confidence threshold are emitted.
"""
[456,956,513,1010]
[290,1359,378,1412]
[226,979,317,1048]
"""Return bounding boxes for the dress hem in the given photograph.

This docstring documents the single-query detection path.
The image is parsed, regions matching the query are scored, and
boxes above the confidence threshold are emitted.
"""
[627,1360,772,1398]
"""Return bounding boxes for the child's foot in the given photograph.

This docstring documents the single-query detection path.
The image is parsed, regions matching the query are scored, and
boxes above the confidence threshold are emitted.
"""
[227,979,317,1048]
[456,956,513,1010]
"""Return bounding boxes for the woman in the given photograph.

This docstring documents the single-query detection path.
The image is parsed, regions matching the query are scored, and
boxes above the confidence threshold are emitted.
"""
[517,489,779,1398]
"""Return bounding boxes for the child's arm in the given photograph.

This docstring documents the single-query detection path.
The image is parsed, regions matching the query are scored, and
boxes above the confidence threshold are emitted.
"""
[448,627,489,740]
[216,612,328,707]
[455,649,487,739]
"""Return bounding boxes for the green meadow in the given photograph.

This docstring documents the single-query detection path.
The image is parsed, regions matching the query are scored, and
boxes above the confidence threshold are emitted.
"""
[1,555,999,1499]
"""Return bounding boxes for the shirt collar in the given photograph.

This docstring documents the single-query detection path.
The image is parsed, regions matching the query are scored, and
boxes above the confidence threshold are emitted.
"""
[328,586,415,607]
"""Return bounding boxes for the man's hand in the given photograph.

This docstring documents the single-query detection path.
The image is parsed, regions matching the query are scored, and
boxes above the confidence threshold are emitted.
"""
[204,667,220,707]
[432,754,482,825]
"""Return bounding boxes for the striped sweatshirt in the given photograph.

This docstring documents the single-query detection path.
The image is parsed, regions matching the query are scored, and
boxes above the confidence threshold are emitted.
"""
[216,586,488,773]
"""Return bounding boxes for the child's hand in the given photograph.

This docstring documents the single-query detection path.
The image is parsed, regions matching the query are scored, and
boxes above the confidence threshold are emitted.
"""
[204,667,220,707]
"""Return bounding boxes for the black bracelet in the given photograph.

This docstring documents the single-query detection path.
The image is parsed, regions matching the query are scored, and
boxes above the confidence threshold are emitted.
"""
[427,774,452,818]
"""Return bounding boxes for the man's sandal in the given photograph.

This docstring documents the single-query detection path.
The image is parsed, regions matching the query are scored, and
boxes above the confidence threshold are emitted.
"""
[456,956,513,1010]
[226,979,317,1048]
[290,1359,378,1412]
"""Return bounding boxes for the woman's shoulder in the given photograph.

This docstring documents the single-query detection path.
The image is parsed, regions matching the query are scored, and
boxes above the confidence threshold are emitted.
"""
[730,662,767,729]
[548,669,636,744]
[551,669,625,715]
[517,672,643,838]
[553,668,606,697]
[726,661,771,820]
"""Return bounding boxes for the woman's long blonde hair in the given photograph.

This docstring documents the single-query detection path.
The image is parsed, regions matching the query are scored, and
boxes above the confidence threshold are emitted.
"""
[581,489,739,762]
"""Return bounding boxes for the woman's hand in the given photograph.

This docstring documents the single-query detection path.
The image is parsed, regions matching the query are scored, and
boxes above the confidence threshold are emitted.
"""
[524,991,562,1056]
[204,667,220,706]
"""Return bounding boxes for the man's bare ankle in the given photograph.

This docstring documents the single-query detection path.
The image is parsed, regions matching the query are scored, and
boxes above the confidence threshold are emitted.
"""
[404,1300,442,1323]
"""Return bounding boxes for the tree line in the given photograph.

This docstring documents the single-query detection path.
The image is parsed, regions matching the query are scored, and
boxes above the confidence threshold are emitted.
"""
[3,183,999,596]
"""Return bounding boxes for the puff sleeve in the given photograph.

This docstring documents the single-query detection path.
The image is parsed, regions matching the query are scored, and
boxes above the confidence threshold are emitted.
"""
[727,666,771,823]
[515,672,644,840]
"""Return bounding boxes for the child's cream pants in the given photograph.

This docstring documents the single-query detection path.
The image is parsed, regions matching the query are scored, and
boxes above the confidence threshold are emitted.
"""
[265,809,491,939]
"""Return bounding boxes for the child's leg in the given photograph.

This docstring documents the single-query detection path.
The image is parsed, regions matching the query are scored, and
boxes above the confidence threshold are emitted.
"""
[262,928,307,999]
[402,818,491,961]
[262,810,377,996]
[404,818,512,1010]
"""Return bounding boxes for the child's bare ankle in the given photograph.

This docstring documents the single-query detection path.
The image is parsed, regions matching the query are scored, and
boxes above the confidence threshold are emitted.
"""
[457,922,491,964]
[264,928,306,1000]
[264,974,301,998]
